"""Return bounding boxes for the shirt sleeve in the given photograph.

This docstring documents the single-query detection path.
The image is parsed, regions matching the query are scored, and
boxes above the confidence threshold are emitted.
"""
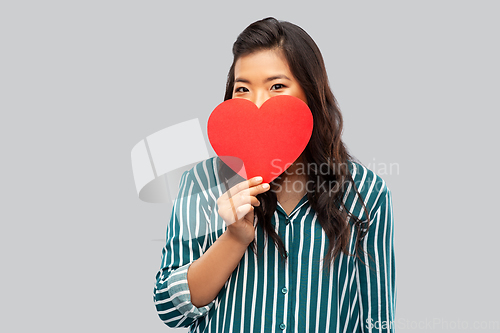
[356,188,396,333]
[153,169,216,328]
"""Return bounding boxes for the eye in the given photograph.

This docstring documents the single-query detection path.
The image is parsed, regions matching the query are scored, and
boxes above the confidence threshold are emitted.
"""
[234,86,249,93]
[271,83,286,90]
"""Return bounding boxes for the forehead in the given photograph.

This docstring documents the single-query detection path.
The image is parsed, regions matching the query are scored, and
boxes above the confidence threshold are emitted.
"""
[234,49,292,77]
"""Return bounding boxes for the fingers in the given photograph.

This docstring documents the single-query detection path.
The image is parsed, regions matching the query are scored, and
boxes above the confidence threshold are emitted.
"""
[217,176,270,226]
[231,186,268,207]
[226,181,270,208]
[228,176,265,197]
[246,182,271,197]
[227,177,270,198]
[223,202,253,226]
[236,203,253,221]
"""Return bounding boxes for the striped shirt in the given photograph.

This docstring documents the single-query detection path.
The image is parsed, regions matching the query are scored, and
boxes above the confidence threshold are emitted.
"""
[153,156,396,332]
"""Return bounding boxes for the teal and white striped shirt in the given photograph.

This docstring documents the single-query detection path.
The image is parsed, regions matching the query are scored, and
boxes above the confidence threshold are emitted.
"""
[154,157,396,332]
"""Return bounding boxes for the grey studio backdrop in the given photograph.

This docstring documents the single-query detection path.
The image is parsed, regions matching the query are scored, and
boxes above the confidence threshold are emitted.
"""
[1,1,499,332]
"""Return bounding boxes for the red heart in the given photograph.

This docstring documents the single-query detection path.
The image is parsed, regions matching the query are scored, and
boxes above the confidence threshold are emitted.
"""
[207,95,313,184]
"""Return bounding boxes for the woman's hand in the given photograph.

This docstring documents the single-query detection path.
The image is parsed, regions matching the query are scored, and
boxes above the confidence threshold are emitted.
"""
[217,176,270,246]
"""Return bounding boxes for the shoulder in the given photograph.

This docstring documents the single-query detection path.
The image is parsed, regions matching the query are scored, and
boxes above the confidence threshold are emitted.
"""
[345,160,390,219]
[179,156,221,196]
[347,160,388,194]
[182,156,219,186]
[180,157,242,204]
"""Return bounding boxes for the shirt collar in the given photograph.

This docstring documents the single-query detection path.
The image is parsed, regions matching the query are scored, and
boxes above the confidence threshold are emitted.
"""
[276,194,309,219]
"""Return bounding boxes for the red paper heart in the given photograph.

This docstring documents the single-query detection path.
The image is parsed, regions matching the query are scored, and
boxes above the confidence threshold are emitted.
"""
[207,95,313,184]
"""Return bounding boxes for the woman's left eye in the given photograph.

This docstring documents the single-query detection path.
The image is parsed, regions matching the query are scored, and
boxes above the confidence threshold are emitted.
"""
[271,84,286,90]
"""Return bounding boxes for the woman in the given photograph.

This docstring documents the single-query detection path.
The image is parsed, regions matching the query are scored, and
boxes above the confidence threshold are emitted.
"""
[154,17,396,332]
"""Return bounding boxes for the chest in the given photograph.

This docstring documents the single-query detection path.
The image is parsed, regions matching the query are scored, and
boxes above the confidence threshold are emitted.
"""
[277,194,305,216]
[274,178,308,216]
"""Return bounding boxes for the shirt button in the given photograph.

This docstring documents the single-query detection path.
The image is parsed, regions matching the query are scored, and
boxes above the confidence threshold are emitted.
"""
[281,287,288,294]
[280,323,286,330]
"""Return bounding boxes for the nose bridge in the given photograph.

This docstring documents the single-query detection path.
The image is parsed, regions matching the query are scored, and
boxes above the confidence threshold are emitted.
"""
[254,90,270,108]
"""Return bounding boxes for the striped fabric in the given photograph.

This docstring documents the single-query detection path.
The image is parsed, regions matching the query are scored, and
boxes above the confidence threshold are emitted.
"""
[153,157,396,332]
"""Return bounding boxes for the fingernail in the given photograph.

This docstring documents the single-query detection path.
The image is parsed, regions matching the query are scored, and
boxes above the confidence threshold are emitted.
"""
[255,176,263,182]
[262,183,270,189]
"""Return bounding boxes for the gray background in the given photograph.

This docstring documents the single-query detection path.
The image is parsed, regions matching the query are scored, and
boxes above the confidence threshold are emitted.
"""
[1,1,499,332]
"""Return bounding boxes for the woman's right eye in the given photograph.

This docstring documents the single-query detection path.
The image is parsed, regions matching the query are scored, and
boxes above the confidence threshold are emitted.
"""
[234,87,249,93]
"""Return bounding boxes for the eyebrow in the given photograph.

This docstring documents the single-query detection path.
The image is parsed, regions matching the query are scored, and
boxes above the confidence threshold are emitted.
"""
[234,74,291,84]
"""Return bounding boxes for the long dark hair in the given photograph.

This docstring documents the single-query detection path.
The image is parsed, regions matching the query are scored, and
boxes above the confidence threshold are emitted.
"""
[221,17,370,272]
